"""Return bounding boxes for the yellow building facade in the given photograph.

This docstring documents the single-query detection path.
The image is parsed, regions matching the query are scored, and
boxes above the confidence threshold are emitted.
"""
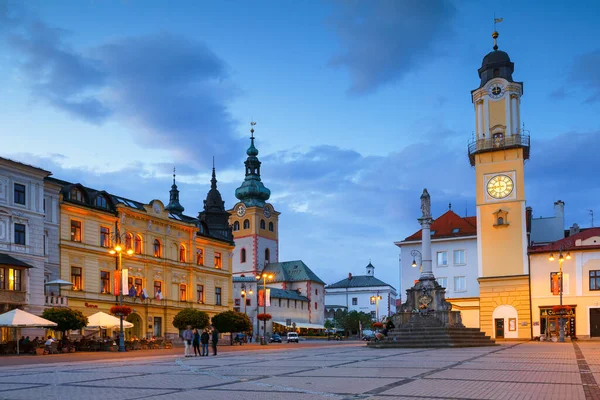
[52,171,234,340]
[469,32,531,339]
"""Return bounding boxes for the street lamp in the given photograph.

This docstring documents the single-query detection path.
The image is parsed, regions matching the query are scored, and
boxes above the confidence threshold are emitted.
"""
[411,249,422,272]
[109,230,133,352]
[370,294,383,321]
[256,272,274,343]
[240,285,253,315]
[549,244,571,343]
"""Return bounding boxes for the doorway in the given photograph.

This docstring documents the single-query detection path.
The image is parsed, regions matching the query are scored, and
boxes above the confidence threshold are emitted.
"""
[495,318,505,339]
[590,309,600,337]
[126,313,143,339]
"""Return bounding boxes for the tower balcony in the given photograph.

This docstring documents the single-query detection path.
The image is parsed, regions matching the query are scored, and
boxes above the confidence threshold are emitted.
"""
[468,133,530,166]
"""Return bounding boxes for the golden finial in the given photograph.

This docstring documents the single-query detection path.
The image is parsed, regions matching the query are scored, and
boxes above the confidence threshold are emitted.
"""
[493,15,503,50]
[250,121,256,138]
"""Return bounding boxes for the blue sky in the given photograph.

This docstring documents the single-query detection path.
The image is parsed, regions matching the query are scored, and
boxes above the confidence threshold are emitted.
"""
[1,0,599,293]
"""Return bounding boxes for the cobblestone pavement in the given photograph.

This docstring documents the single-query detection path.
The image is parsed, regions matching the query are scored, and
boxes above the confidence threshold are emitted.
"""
[1,341,599,400]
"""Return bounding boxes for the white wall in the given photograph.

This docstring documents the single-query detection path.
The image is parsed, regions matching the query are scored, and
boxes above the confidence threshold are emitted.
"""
[325,285,397,320]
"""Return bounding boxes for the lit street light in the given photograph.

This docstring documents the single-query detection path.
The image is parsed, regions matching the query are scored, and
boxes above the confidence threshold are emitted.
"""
[549,245,571,343]
[240,285,253,315]
[256,272,274,344]
[411,249,422,272]
[109,229,133,352]
[370,294,383,321]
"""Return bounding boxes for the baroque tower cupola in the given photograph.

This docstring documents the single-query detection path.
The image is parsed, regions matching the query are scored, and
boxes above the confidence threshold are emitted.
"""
[198,159,233,242]
[165,167,184,214]
[234,122,271,207]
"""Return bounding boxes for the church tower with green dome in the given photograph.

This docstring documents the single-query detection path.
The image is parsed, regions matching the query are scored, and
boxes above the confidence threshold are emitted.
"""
[229,122,280,275]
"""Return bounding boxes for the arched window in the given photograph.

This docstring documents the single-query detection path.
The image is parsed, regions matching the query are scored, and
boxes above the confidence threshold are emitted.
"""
[265,248,270,264]
[233,221,240,231]
[241,248,246,263]
[70,188,83,202]
[196,249,204,265]
[497,217,504,225]
[95,196,108,208]
[153,239,162,258]
[268,222,274,232]
[260,219,266,229]
[243,219,250,229]
[179,244,186,263]
[125,233,133,251]
[134,235,142,254]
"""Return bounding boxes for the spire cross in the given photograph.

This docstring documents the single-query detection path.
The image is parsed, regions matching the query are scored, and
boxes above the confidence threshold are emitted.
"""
[173,167,176,184]
[250,121,256,138]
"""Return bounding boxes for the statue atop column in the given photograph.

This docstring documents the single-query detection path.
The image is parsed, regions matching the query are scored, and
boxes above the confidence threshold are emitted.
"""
[420,189,431,219]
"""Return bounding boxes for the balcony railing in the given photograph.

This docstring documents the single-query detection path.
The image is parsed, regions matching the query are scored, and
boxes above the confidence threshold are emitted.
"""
[45,295,69,307]
[468,133,530,166]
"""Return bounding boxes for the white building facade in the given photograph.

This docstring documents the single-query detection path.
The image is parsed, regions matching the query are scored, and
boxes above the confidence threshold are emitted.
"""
[325,263,397,322]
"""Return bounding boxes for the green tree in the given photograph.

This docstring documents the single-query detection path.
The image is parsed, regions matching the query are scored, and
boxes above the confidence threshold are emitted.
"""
[337,310,372,336]
[42,307,87,334]
[211,311,252,344]
[172,308,210,331]
[324,319,334,339]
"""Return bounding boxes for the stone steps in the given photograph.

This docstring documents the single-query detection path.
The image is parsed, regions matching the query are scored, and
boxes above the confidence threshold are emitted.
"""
[368,326,496,348]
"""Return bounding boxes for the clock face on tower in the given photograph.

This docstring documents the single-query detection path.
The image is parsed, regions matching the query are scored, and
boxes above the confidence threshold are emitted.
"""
[263,206,271,218]
[487,174,514,199]
[488,84,504,99]
[236,204,246,217]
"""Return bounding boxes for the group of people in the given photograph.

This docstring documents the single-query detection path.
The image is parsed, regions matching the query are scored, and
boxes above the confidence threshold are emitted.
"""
[182,325,218,357]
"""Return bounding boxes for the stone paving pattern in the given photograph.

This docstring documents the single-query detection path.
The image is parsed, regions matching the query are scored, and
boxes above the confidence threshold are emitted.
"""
[0,341,599,400]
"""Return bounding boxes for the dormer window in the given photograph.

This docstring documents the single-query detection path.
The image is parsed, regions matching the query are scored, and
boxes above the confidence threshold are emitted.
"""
[70,188,83,202]
[430,230,436,236]
[452,228,460,233]
[95,196,108,209]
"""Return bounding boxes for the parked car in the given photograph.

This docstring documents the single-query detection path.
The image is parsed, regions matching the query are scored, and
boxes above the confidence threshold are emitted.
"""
[269,334,282,343]
[234,333,247,345]
[287,332,299,343]
[362,333,375,341]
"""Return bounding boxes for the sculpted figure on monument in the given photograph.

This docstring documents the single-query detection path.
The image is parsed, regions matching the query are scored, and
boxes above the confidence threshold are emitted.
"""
[420,189,431,218]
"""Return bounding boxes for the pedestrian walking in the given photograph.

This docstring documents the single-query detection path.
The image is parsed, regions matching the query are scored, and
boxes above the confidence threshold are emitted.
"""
[211,325,219,356]
[200,329,210,356]
[192,328,200,356]
[182,325,193,357]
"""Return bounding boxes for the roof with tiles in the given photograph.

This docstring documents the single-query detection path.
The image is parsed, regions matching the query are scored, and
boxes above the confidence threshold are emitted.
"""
[325,275,394,289]
[263,260,325,285]
[402,210,477,242]
[268,287,309,301]
[529,227,600,254]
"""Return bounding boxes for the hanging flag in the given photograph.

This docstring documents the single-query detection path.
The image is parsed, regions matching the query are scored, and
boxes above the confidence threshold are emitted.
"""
[494,17,503,23]
[121,269,128,294]
[551,273,560,295]
[258,290,264,307]
[141,288,147,301]
[266,289,271,307]
[114,271,121,295]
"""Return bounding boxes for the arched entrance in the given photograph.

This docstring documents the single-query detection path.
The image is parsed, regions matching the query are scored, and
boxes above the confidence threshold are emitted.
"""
[492,305,518,339]
[126,313,143,339]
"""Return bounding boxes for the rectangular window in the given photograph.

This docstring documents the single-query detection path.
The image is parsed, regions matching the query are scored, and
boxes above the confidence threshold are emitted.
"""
[154,281,162,298]
[352,297,358,306]
[100,227,110,247]
[100,271,110,294]
[7,268,22,291]
[215,287,222,305]
[287,299,290,308]
[314,302,318,310]
[197,284,204,303]
[437,277,447,288]
[453,250,465,265]
[590,271,600,291]
[14,183,25,205]
[71,267,82,291]
[214,252,222,269]
[153,317,162,337]
[246,298,251,306]
[179,284,187,301]
[454,276,466,292]
[437,251,448,267]
[0,267,4,289]
[71,220,82,242]
[278,298,282,307]
[14,223,26,245]
[196,249,204,265]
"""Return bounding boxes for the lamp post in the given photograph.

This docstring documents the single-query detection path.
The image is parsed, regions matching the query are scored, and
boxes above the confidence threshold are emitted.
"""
[240,285,253,315]
[411,249,422,272]
[549,245,571,343]
[256,272,274,343]
[370,294,382,321]
[109,230,133,352]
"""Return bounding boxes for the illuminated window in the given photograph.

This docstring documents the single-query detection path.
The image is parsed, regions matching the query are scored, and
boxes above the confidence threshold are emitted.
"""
[125,233,133,251]
[197,284,204,303]
[153,239,162,257]
[179,284,187,301]
[100,227,110,247]
[196,249,204,265]
[71,220,82,242]
[214,252,222,269]
[179,245,186,262]
[154,281,162,298]
[134,235,143,254]
[71,267,82,291]
[100,271,110,294]
[0,268,22,291]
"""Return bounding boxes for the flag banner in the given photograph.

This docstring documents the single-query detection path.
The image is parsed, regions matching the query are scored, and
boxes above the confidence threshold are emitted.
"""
[266,288,271,307]
[122,268,128,294]
[551,273,560,295]
[258,289,264,307]
[114,270,121,295]
[494,17,503,23]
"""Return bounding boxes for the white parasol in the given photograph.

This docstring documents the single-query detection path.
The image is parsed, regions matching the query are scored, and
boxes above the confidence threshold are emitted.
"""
[0,309,57,354]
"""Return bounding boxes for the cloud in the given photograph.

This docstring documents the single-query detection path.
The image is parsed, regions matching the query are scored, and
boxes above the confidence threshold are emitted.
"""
[328,0,456,94]
[1,3,243,168]
[570,50,600,103]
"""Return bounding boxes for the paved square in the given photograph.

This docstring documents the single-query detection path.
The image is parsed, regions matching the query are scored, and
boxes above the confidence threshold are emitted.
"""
[0,341,599,399]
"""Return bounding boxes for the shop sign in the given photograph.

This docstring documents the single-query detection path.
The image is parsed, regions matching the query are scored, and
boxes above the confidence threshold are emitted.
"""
[85,302,99,308]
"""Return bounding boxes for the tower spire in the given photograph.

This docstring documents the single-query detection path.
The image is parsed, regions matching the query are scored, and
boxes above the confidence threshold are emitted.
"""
[165,165,184,214]
[492,16,503,50]
[234,121,271,207]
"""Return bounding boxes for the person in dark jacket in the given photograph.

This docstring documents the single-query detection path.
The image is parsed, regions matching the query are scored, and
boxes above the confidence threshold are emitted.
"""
[210,325,219,356]
[192,328,200,356]
[200,329,210,356]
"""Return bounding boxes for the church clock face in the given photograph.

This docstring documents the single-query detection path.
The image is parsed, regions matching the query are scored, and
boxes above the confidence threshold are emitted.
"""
[488,84,504,99]
[236,204,246,217]
[487,174,514,199]
[263,206,271,218]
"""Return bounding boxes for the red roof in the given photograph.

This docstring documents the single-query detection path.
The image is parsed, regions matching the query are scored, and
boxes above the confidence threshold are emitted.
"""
[529,227,600,254]
[402,210,477,242]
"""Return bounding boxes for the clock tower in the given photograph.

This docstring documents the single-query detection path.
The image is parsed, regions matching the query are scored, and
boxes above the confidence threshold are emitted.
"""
[468,31,531,340]
[229,123,279,275]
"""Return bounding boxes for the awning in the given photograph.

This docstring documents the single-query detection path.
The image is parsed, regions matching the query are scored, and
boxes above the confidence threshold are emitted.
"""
[273,321,325,329]
[0,254,34,268]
